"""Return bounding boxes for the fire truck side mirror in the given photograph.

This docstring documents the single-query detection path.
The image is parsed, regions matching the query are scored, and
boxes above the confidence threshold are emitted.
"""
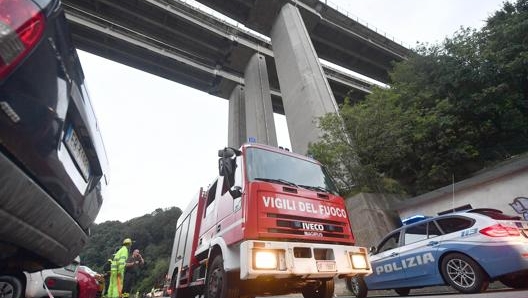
[229,186,242,199]
[218,149,233,158]
[218,157,233,177]
[217,147,240,158]
[218,148,239,176]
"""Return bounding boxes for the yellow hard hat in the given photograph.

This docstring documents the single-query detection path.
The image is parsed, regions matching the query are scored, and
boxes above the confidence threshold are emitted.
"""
[123,238,132,245]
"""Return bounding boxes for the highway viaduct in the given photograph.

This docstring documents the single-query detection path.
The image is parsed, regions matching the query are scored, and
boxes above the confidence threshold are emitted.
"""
[63,0,411,154]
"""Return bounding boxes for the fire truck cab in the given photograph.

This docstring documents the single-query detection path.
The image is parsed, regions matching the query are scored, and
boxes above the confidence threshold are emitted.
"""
[168,143,371,298]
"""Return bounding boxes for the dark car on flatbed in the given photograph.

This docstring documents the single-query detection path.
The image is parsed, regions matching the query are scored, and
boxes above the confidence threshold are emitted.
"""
[0,0,108,297]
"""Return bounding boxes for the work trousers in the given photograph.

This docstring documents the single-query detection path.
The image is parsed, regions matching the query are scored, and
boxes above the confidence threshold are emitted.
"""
[107,270,123,298]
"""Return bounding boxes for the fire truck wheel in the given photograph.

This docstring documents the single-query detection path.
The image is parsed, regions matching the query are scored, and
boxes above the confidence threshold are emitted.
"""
[346,276,367,298]
[171,286,189,298]
[301,279,334,298]
[205,255,239,298]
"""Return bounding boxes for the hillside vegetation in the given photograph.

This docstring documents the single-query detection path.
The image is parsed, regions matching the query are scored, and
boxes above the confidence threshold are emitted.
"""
[80,207,182,293]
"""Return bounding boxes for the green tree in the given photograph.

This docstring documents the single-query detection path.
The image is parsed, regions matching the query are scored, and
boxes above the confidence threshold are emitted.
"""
[310,91,408,196]
[309,0,528,196]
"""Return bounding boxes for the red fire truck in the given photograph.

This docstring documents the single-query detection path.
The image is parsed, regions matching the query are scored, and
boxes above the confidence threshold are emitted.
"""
[167,143,371,298]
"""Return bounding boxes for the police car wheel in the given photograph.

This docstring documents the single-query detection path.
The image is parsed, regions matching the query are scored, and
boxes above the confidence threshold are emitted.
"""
[394,288,410,296]
[441,253,489,294]
[346,276,367,298]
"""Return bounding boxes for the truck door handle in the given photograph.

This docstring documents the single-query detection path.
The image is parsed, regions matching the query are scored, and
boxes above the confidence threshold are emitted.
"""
[390,252,399,257]
[216,224,221,232]
[427,241,439,246]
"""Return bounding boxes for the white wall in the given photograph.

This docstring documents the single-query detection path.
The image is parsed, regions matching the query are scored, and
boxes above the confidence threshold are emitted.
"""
[398,159,528,220]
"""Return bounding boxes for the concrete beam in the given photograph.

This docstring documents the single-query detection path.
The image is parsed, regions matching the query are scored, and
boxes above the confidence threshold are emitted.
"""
[64,0,373,110]
[271,3,339,154]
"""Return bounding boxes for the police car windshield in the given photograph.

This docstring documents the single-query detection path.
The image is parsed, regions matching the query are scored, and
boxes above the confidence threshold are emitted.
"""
[245,148,339,195]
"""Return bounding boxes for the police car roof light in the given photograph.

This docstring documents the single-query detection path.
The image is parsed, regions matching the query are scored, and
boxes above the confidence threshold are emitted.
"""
[401,215,430,225]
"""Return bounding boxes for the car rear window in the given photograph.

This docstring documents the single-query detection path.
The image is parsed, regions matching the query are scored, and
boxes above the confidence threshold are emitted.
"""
[435,217,474,234]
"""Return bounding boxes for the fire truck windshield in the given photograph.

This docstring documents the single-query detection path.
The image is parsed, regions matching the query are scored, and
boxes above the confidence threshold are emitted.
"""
[245,147,339,195]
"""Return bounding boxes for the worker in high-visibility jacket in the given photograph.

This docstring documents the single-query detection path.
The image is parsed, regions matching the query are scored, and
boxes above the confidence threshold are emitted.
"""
[107,238,132,298]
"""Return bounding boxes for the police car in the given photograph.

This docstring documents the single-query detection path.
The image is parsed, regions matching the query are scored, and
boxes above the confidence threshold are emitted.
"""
[347,208,528,297]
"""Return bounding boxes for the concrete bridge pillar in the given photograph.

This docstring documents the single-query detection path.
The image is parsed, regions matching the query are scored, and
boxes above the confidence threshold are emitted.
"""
[227,53,277,148]
[227,85,245,148]
[243,52,277,147]
[270,3,339,154]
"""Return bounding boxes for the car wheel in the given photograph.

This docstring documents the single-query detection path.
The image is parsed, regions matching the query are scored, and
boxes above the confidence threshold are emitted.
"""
[301,279,334,298]
[440,253,489,294]
[345,276,367,298]
[394,288,410,296]
[0,275,24,298]
[205,255,239,298]
[499,274,528,289]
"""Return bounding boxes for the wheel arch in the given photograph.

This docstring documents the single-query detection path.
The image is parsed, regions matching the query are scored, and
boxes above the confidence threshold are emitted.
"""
[6,273,27,290]
[206,238,240,272]
[169,262,180,288]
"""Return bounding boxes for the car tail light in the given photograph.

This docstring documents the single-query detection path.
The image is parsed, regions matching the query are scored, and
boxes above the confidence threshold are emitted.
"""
[479,224,520,237]
[45,278,56,288]
[0,0,45,79]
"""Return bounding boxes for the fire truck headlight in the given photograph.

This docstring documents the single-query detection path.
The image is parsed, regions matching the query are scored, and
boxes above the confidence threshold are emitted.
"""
[254,250,278,269]
[350,253,368,269]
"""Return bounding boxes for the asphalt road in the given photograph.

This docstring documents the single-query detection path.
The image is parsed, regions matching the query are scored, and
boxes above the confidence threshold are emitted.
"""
[268,288,528,298]
[164,288,527,298]
[168,283,527,298]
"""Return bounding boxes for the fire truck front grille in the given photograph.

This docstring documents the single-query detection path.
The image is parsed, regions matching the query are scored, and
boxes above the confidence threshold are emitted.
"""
[268,228,347,238]
[276,219,344,233]
[264,213,351,241]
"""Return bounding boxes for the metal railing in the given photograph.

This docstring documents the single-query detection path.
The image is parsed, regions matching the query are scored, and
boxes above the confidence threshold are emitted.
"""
[320,0,410,48]
[175,0,271,42]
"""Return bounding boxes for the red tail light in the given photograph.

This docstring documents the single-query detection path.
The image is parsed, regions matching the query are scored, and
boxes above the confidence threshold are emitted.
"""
[0,0,45,79]
[479,224,520,237]
[45,278,56,288]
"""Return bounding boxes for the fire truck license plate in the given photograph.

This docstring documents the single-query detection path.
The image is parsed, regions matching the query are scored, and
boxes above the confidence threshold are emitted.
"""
[316,260,336,272]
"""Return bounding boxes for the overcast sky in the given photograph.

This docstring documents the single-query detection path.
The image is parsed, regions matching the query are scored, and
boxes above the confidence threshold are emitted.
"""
[81,0,508,223]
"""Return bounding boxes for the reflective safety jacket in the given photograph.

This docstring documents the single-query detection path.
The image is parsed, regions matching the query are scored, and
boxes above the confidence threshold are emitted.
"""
[112,245,129,276]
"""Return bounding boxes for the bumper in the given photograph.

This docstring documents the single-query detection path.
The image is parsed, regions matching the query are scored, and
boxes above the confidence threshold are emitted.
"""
[240,240,372,280]
[0,150,87,269]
